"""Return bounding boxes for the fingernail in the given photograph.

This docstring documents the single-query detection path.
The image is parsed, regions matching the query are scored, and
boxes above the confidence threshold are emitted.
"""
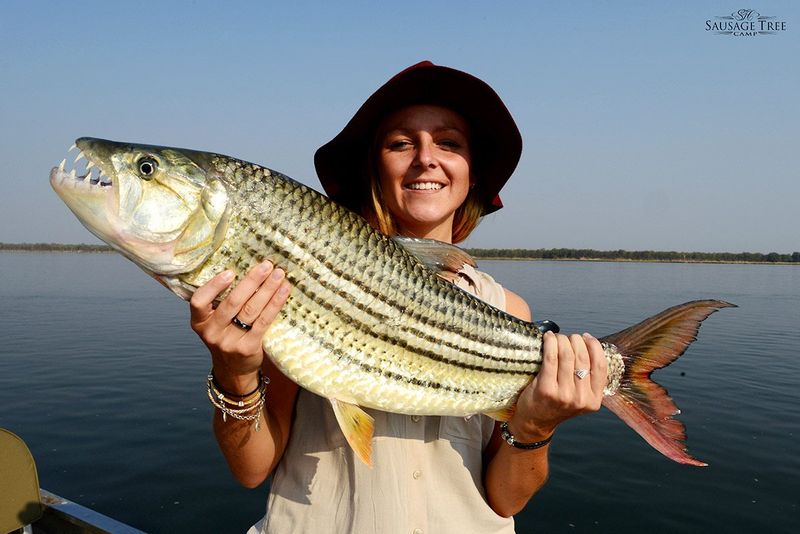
[544,331,553,338]
[277,284,290,297]
[582,332,594,340]
[271,268,285,281]
[220,270,234,282]
[259,260,273,274]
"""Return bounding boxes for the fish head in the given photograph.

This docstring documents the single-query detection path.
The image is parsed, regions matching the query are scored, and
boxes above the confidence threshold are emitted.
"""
[50,137,229,276]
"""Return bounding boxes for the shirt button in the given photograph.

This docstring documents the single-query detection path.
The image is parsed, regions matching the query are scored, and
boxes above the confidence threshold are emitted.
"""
[411,415,421,422]
[412,470,422,479]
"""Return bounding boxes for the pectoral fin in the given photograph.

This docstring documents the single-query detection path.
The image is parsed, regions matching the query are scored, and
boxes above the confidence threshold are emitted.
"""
[392,236,476,277]
[329,398,375,467]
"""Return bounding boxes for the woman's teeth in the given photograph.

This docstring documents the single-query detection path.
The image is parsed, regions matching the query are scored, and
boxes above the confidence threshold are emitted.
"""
[407,182,443,191]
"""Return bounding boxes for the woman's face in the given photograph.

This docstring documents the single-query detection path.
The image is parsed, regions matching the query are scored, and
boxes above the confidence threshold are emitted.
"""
[376,105,472,242]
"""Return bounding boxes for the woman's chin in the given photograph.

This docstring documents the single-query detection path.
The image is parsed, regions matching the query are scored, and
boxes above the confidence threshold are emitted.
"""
[396,212,455,240]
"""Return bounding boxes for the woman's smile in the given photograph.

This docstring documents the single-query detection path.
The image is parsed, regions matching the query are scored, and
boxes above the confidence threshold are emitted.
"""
[405,181,445,191]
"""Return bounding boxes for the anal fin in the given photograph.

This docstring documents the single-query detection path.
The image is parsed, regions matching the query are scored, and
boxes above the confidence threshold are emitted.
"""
[330,398,375,467]
[484,405,515,422]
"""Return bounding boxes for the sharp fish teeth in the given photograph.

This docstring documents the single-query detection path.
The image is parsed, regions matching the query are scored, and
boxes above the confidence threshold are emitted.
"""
[85,161,95,171]
[69,169,77,179]
[59,159,66,172]
[68,143,77,152]
[74,152,85,163]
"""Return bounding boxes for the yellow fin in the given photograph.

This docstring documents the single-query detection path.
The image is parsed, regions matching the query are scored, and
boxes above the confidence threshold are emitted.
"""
[483,405,516,422]
[330,398,375,467]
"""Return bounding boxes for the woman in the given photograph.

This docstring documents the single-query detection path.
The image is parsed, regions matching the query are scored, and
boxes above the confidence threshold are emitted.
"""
[190,61,608,533]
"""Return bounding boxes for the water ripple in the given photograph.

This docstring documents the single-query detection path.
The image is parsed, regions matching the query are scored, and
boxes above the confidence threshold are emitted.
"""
[1,254,798,533]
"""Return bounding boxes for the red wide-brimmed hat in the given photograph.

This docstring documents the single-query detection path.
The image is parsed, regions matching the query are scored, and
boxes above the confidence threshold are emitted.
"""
[314,61,522,215]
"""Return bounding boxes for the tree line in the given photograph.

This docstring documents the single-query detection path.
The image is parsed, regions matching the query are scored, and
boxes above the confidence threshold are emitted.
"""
[2,243,798,263]
[465,248,800,263]
[0,243,113,252]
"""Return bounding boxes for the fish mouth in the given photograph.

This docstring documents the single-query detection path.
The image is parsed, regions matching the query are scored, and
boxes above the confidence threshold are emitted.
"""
[50,138,122,249]
[49,140,114,192]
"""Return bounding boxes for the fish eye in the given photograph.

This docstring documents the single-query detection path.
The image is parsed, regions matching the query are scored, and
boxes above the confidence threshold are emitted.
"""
[137,157,158,179]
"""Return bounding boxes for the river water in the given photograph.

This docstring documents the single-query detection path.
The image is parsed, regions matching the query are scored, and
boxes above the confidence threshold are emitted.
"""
[0,253,797,533]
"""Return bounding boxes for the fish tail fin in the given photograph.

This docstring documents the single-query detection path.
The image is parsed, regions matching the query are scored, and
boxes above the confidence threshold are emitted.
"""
[600,300,736,466]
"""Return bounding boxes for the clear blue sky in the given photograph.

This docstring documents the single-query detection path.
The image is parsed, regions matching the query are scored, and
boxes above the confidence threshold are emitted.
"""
[1,1,797,253]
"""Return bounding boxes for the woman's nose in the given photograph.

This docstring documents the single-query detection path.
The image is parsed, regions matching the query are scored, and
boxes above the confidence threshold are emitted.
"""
[413,138,437,168]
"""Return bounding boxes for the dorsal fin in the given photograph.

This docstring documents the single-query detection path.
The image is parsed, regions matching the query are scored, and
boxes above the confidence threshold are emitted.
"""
[393,237,477,279]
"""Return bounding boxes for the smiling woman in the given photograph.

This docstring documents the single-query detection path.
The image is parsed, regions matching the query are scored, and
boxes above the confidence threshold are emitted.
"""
[374,104,473,242]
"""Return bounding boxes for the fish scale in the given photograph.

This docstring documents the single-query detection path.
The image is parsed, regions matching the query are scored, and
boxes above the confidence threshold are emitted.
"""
[51,137,734,466]
[190,156,543,412]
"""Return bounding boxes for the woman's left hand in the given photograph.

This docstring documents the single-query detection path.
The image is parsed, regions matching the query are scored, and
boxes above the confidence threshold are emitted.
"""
[508,331,608,441]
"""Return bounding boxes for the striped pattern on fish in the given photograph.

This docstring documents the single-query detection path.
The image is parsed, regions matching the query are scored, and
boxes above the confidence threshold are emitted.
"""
[50,138,734,467]
[181,155,560,416]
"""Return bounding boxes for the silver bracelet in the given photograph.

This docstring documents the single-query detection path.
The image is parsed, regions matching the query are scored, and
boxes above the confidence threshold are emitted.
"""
[207,370,269,431]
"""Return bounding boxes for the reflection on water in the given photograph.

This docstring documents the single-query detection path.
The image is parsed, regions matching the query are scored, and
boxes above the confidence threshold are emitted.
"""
[1,253,798,533]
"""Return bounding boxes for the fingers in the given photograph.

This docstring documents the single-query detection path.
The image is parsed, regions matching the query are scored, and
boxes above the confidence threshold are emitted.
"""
[250,280,291,333]
[571,333,591,379]
[238,269,291,340]
[537,331,559,383]
[586,333,609,400]
[555,333,575,387]
[235,263,282,326]
[190,269,234,326]
[537,332,580,390]
[529,331,557,402]
[214,261,274,327]
[535,331,604,409]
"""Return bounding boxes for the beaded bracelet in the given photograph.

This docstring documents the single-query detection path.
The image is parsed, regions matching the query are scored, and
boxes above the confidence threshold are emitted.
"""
[500,421,553,450]
[208,371,268,407]
[207,369,270,431]
[209,369,264,398]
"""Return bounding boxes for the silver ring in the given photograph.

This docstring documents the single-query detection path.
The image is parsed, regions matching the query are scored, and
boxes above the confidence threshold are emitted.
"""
[231,316,252,331]
[575,369,590,380]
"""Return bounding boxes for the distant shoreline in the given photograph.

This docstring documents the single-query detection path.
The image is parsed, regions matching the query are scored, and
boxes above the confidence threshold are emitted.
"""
[469,256,798,266]
[1,243,114,253]
[2,242,797,265]
[464,248,799,265]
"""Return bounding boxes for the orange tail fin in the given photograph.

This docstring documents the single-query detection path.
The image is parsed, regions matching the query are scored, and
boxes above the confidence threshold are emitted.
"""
[600,300,736,466]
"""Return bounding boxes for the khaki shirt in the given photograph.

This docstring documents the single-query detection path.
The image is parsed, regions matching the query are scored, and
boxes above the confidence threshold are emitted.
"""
[250,265,515,534]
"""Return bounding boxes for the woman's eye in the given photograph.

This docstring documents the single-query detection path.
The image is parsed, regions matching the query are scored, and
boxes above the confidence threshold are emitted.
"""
[439,139,462,149]
[388,140,412,150]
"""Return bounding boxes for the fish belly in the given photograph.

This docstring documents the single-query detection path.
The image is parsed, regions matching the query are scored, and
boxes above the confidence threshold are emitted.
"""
[263,286,536,416]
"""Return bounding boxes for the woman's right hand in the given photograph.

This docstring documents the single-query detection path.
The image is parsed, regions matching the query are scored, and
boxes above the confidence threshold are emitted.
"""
[190,260,292,394]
